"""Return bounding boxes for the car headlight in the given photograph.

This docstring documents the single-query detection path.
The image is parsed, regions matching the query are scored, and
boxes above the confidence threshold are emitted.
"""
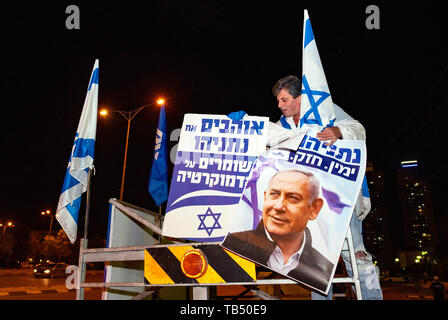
[44,269,50,274]
[33,269,37,273]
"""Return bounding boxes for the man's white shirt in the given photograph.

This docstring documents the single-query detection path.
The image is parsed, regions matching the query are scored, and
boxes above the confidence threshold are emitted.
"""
[265,228,306,275]
[267,104,365,150]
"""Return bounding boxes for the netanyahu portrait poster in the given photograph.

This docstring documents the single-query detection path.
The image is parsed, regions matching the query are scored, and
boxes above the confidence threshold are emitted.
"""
[221,129,366,294]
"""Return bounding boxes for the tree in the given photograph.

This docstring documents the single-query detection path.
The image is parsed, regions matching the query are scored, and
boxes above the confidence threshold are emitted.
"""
[0,232,16,267]
[41,230,78,263]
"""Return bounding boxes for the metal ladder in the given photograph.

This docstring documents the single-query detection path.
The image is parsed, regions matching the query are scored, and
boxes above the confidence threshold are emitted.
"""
[331,226,363,300]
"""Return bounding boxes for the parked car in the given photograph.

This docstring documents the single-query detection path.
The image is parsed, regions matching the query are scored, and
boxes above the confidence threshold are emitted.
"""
[33,262,69,278]
[381,273,412,283]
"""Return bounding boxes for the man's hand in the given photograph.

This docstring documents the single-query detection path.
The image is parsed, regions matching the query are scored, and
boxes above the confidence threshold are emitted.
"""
[316,127,342,146]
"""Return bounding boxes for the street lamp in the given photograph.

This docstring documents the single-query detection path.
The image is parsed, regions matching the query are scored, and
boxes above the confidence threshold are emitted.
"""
[41,209,54,236]
[100,100,164,200]
[1,221,15,234]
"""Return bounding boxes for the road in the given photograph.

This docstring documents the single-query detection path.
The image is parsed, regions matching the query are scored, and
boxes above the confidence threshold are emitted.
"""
[381,281,436,300]
[0,289,101,300]
[0,268,439,300]
[0,268,103,300]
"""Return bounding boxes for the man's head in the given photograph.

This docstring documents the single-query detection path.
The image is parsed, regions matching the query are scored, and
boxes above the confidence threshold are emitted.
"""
[272,75,302,119]
[262,169,323,242]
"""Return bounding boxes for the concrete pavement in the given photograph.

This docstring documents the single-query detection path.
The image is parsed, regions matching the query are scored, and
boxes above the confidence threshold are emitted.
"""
[1,268,444,300]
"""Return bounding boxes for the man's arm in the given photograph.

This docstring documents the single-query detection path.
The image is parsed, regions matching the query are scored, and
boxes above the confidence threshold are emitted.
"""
[317,104,366,145]
[267,122,297,147]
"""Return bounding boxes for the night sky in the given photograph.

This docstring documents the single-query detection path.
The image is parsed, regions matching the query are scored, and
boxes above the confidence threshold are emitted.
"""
[2,1,447,240]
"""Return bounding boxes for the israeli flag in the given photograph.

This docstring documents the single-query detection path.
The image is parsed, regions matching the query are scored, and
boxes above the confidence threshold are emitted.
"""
[300,10,336,130]
[148,103,168,207]
[56,59,99,244]
[302,11,372,219]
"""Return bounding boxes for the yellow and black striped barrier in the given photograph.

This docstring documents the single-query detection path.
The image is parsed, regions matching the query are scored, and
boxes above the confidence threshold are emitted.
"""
[144,244,256,285]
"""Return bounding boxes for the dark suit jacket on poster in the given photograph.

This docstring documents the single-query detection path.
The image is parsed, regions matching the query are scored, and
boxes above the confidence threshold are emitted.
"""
[221,221,334,292]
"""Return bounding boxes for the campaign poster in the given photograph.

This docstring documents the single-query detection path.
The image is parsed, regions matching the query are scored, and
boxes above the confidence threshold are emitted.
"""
[162,114,269,241]
[221,129,366,294]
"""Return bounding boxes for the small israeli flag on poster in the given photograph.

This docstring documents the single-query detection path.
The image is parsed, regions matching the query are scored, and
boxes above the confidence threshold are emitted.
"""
[56,59,99,244]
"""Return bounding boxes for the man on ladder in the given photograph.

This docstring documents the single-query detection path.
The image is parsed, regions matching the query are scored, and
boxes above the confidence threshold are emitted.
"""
[271,75,383,300]
[227,73,383,300]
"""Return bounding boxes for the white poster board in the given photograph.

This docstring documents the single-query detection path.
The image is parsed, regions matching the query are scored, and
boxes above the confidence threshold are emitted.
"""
[162,114,269,241]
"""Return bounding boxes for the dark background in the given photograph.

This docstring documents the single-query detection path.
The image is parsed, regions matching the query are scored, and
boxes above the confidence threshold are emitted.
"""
[1,1,447,240]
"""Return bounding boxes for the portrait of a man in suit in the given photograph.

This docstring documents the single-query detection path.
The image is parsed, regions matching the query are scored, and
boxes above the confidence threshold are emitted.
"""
[221,169,334,292]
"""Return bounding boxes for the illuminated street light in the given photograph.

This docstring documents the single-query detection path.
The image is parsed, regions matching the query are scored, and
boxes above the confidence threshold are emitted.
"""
[41,209,54,236]
[100,99,165,200]
[1,220,15,234]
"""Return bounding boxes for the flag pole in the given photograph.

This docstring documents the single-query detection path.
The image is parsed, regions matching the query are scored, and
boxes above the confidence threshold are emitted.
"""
[157,205,162,243]
[76,165,94,301]
[83,165,95,242]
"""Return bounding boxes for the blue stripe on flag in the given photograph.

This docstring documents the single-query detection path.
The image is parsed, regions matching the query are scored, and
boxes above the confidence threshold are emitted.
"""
[361,175,370,198]
[280,115,292,129]
[60,168,81,193]
[66,195,82,223]
[304,19,314,48]
[88,68,99,91]
[73,138,96,159]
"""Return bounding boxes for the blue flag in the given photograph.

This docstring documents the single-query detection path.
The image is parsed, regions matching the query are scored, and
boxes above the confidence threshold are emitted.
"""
[148,104,168,206]
[56,59,99,244]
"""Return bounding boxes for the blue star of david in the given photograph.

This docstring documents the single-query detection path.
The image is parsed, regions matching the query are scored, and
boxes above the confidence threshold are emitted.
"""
[300,75,330,128]
[197,207,222,236]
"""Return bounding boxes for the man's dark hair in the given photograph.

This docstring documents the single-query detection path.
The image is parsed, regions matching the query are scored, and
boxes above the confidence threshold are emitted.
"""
[268,169,321,206]
[272,75,302,99]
